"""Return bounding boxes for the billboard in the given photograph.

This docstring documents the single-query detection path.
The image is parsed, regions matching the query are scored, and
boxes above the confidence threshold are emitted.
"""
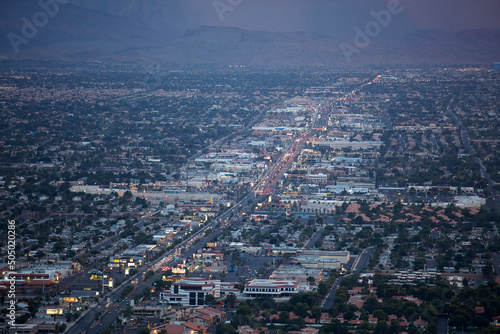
[47,309,63,315]
[63,297,78,303]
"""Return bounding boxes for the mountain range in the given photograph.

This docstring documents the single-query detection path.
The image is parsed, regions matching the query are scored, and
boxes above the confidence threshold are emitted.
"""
[1,1,499,66]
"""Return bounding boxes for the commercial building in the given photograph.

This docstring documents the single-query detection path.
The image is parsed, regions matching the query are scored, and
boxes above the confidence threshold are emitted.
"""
[289,256,340,270]
[220,282,241,297]
[269,267,325,283]
[299,250,350,264]
[159,278,220,307]
[306,173,328,184]
[133,306,172,318]
[239,279,300,302]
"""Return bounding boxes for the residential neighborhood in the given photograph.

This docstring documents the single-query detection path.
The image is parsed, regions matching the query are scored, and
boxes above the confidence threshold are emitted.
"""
[1,61,500,334]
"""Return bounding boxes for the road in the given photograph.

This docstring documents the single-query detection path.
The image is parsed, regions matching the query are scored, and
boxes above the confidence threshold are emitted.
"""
[322,247,375,309]
[493,253,500,283]
[305,226,325,249]
[187,109,267,165]
[66,100,338,332]
[255,103,330,196]
[447,104,499,211]
[66,190,264,333]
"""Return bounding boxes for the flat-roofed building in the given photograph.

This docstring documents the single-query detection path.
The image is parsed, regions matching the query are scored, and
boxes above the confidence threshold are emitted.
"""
[270,267,324,283]
[298,250,350,264]
[289,256,340,270]
[306,173,328,184]
[220,282,241,297]
[133,306,171,318]
[160,278,220,307]
[240,279,299,302]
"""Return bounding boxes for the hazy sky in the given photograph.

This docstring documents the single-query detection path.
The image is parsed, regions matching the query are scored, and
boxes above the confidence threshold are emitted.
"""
[66,0,500,39]
[167,0,500,39]
[18,0,498,42]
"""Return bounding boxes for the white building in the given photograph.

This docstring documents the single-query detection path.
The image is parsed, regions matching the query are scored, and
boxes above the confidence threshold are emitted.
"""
[306,173,328,184]
[290,256,340,270]
[239,279,300,302]
[220,282,241,297]
[160,278,220,307]
[299,250,350,264]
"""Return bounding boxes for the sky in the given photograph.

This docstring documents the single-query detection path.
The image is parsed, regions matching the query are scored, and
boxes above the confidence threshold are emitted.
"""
[65,0,500,41]
[168,0,500,39]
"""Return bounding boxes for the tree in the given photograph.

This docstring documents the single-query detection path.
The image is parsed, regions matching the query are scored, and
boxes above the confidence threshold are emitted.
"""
[483,260,494,278]
[373,309,387,321]
[205,294,217,306]
[205,228,213,237]
[318,281,329,297]
[364,295,379,314]
[344,310,355,320]
[319,320,348,334]
[374,320,389,334]
[216,323,237,334]
[144,270,155,281]
[312,306,322,322]
[293,302,309,318]
[279,311,290,324]
[123,307,133,317]
[225,293,237,308]
[307,276,316,285]
[389,319,401,334]
[235,302,252,326]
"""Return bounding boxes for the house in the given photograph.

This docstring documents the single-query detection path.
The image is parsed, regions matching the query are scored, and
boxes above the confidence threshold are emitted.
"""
[184,321,207,334]
[238,325,268,334]
[413,317,428,328]
[289,328,319,334]
[185,314,212,327]
[150,322,207,334]
[197,307,227,323]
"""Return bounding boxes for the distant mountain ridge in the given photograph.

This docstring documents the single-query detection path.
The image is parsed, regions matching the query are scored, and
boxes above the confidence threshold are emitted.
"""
[1,1,499,66]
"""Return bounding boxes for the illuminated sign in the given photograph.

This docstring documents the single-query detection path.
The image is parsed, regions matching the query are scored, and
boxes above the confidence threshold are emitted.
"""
[172,268,186,274]
[90,275,102,280]
[63,297,78,303]
[47,309,63,315]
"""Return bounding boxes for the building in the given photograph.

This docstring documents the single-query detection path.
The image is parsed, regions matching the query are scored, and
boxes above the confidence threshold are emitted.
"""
[269,267,324,283]
[289,256,340,270]
[193,250,224,261]
[306,173,328,184]
[220,282,241,297]
[239,279,299,302]
[7,323,38,334]
[196,307,227,323]
[150,322,207,334]
[160,278,220,307]
[299,250,350,264]
[133,306,172,318]
[492,62,500,70]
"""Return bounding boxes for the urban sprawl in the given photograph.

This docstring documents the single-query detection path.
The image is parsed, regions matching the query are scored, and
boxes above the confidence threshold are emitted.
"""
[1,61,500,334]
